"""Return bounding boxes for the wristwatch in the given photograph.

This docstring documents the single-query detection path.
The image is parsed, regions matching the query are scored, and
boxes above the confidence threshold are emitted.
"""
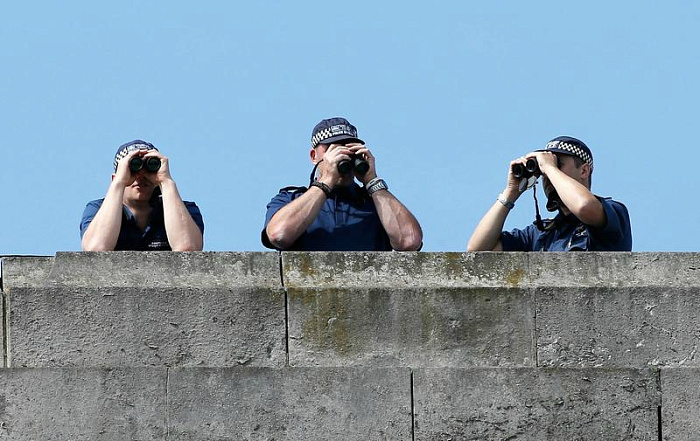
[497,193,515,209]
[366,178,388,196]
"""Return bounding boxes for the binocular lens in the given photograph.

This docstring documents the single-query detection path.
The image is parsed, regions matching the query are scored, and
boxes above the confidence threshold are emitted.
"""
[353,157,369,175]
[129,157,144,173]
[337,160,353,174]
[145,157,161,172]
[512,163,525,178]
[525,158,539,174]
[336,155,369,175]
[129,156,161,173]
[512,158,540,179]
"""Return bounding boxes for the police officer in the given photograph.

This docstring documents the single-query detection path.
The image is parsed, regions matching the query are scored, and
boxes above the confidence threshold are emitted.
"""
[80,140,204,251]
[467,136,632,251]
[263,117,423,251]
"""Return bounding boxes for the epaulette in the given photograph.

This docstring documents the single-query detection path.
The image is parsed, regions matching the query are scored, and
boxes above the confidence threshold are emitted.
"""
[279,185,308,193]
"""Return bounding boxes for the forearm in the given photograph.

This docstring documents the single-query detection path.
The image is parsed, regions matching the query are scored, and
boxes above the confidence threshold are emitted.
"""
[545,169,604,226]
[160,179,203,251]
[265,187,327,249]
[467,189,517,251]
[371,190,423,251]
[81,182,126,251]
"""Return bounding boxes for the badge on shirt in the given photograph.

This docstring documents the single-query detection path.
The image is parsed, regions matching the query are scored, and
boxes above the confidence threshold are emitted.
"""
[567,223,589,250]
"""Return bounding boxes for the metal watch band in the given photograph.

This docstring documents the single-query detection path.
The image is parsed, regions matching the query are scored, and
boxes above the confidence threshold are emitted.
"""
[367,178,388,196]
[310,181,332,198]
[365,177,382,189]
[497,193,515,209]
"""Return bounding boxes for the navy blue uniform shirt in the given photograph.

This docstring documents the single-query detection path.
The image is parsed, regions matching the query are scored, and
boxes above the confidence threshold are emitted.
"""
[501,197,632,251]
[262,183,392,251]
[80,198,204,251]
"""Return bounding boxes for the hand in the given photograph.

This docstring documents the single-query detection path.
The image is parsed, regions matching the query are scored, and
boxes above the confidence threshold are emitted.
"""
[347,143,377,185]
[141,150,173,185]
[504,156,530,200]
[113,150,142,187]
[316,144,353,188]
[527,151,558,176]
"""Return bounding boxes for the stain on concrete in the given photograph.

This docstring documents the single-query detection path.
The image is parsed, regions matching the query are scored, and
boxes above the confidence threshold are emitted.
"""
[299,288,352,356]
[443,253,466,280]
[296,254,318,279]
[506,269,525,287]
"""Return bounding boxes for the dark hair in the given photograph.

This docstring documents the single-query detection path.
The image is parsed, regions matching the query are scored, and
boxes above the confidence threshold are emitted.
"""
[570,155,593,187]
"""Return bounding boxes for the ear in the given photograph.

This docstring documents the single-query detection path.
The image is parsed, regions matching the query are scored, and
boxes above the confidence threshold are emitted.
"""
[310,147,318,164]
[111,174,116,182]
[579,163,591,180]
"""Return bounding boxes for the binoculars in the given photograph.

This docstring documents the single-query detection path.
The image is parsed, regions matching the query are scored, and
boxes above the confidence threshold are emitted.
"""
[129,156,161,173]
[338,155,370,176]
[511,158,540,179]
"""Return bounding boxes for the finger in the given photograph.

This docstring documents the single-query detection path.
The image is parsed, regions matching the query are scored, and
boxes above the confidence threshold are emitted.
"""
[142,150,163,159]
[355,147,373,157]
[122,149,143,162]
[327,148,353,158]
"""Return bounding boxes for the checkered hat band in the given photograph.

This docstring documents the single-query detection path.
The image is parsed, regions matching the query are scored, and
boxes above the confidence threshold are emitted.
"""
[113,144,157,171]
[311,125,357,148]
[546,141,593,168]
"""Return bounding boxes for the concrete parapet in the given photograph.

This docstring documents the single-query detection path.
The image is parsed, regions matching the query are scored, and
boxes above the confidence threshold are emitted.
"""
[2,251,700,439]
[168,367,412,440]
[0,368,167,440]
[661,368,700,440]
[3,253,285,367]
[413,368,660,440]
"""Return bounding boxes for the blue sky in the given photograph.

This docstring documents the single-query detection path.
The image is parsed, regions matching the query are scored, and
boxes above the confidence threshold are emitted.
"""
[1,1,697,254]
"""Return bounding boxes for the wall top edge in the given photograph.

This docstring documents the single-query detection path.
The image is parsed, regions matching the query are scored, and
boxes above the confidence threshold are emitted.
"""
[2,252,698,290]
[2,252,282,290]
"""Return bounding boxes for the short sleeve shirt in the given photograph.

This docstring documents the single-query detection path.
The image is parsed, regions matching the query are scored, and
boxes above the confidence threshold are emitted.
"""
[262,184,392,251]
[500,197,632,251]
[80,199,204,251]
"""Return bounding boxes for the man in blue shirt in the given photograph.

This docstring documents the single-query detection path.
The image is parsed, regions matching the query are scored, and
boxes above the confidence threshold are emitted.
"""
[262,117,423,251]
[80,140,204,251]
[467,136,631,252]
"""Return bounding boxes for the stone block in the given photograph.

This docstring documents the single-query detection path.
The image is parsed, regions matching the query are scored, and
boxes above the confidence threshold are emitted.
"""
[0,368,167,440]
[413,368,659,440]
[661,368,700,440]
[537,286,700,367]
[9,286,285,368]
[288,286,534,367]
[284,252,534,367]
[4,253,285,367]
[528,252,700,288]
[167,367,412,440]
[283,252,532,289]
[15,252,281,289]
[1,256,53,289]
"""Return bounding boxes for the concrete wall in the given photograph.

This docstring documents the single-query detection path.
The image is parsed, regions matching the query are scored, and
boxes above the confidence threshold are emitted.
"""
[0,252,698,439]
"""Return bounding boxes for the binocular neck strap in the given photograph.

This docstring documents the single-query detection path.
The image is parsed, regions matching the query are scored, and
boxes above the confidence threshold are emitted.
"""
[532,184,546,231]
